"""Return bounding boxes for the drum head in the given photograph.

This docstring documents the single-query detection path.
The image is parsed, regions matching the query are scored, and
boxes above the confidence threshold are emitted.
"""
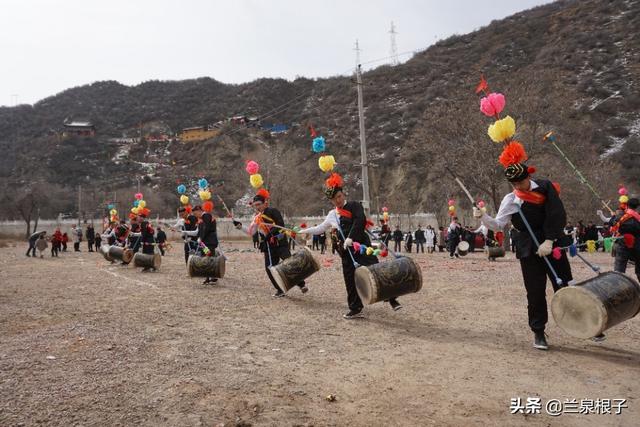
[354,266,377,305]
[187,255,196,277]
[153,253,162,269]
[269,265,289,293]
[122,249,134,264]
[551,286,607,339]
[458,241,469,251]
[217,255,226,279]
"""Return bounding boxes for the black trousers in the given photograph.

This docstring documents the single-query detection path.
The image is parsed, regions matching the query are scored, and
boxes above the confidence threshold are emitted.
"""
[394,240,402,252]
[519,252,572,333]
[26,243,37,256]
[264,245,304,292]
[415,242,424,253]
[614,244,640,281]
[183,241,196,264]
[448,237,460,257]
[340,250,399,311]
[88,241,94,252]
[158,243,165,256]
[73,242,80,252]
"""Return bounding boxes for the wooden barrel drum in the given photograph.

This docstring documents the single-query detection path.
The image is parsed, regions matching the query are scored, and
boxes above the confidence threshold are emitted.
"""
[188,254,226,278]
[100,244,114,261]
[457,241,470,256]
[133,252,162,270]
[551,272,640,339]
[486,246,505,260]
[108,245,134,264]
[269,247,320,293]
[354,256,423,305]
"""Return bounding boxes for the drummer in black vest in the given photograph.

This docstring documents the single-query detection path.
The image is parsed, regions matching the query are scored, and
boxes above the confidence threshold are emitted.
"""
[128,216,142,253]
[193,204,219,285]
[172,206,199,264]
[236,191,309,297]
[474,149,576,350]
[297,173,402,319]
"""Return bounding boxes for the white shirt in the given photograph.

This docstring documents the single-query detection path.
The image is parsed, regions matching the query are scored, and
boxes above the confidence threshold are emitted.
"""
[302,209,340,236]
[481,180,540,231]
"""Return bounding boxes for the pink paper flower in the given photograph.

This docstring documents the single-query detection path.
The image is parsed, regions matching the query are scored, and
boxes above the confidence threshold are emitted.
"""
[480,93,506,117]
[477,200,485,208]
[618,186,627,195]
[352,242,361,251]
[245,160,259,175]
[552,247,562,260]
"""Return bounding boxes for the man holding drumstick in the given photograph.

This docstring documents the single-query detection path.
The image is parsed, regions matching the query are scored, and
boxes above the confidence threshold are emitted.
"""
[297,173,402,319]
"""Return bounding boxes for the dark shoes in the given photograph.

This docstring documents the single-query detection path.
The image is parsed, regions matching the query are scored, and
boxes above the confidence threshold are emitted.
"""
[300,285,309,294]
[592,333,606,342]
[272,290,286,298]
[343,309,364,319]
[202,277,218,285]
[389,299,403,311]
[533,332,549,350]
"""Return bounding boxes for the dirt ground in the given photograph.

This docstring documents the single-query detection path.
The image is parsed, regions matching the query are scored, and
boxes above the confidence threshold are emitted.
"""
[1,240,639,427]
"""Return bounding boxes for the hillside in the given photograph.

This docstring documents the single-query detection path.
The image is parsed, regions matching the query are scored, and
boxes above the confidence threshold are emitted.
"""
[0,0,638,224]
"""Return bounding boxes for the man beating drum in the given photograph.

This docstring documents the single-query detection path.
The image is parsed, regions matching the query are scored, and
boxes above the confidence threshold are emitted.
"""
[297,173,402,319]
[234,188,310,298]
[473,142,605,350]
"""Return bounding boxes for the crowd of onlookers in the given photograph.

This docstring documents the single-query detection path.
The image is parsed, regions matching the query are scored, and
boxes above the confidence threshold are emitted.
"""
[24,223,168,258]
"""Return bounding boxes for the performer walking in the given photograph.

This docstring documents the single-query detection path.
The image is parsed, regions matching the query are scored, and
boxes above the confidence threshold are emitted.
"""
[414,226,426,253]
[171,206,199,264]
[297,173,402,318]
[612,198,640,281]
[447,217,462,258]
[235,191,309,297]
[193,204,219,284]
[474,143,575,350]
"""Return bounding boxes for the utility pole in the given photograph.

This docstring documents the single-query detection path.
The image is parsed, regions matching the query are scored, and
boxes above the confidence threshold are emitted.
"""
[355,63,371,216]
[77,185,82,225]
[389,22,399,66]
[137,178,141,193]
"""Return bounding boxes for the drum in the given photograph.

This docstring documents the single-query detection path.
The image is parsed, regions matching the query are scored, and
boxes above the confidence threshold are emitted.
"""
[133,252,161,270]
[100,244,114,262]
[108,246,134,264]
[551,272,640,339]
[457,241,470,256]
[188,254,226,278]
[486,246,505,260]
[354,256,422,305]
[269,247,320,293]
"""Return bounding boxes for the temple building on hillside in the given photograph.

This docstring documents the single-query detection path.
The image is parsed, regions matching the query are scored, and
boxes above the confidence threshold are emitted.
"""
[178,125,220,142]
[62,120,96,137]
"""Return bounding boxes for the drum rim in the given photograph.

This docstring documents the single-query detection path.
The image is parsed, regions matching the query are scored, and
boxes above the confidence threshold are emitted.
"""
[354,265,378,305]
[187,254,196,277]
[217,256,226,279]
[405,256,423,293]
[153,253,162,269]
[269,265,289,293]
[551,286,608,339]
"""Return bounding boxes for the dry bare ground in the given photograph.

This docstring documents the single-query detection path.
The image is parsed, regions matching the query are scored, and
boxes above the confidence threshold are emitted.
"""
[0,240,638,427]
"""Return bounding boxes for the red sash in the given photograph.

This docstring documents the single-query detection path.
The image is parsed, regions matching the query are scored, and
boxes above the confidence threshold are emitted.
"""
[513,182,561,206]
[336,208,352,219]
[336,207,374,228]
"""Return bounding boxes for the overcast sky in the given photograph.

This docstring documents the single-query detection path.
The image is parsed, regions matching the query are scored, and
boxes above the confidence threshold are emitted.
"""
[1,0,552,106]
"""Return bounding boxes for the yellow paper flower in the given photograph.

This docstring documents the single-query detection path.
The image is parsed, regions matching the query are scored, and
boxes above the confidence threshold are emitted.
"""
[487,115,516,143]
[180,195,189,205]
[110,209,117,216]
[366,247,374,256]
[318,155,336,172]
[138,200,146,209]
[619,195,629,204]
[198,190,211,201]
[586,240,596,253]
[250,173,263,189]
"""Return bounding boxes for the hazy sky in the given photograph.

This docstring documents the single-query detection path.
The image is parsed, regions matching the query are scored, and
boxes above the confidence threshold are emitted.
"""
[2,0,552,106]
